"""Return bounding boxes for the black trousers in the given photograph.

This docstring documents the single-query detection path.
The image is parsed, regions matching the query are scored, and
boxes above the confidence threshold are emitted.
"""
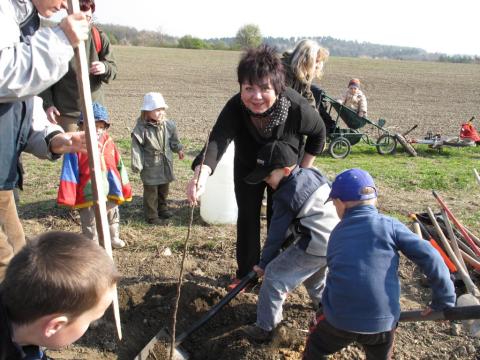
[233,171,272,278]
[303,313,396,360]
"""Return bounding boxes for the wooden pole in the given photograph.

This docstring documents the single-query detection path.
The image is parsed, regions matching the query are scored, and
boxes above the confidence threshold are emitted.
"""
[67,0,122,339]
[440,209,468,273]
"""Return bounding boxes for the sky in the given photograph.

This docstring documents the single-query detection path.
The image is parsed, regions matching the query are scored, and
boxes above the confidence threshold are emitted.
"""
[56,0,479,56]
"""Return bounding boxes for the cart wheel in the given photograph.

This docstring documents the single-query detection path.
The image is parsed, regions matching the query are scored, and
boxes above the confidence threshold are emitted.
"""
[376,134,397,155]
[329,137,351,159]
[395,133,417,157]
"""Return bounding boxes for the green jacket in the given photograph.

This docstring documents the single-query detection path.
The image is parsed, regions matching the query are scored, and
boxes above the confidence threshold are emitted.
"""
[39,27,117,118]
[131,118,183,185]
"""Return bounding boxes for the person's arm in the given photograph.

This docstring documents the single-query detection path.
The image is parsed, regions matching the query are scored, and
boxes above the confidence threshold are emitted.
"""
[130,131,144,173]
[298,103,326,159]
[0,14,88,102]
[186,164,212,205]
[358,93,367,117]
[90,30,117,82]
[258,200,296,269]
[167,120,184,153]
[394,221,456,310]
[23,97,85,159]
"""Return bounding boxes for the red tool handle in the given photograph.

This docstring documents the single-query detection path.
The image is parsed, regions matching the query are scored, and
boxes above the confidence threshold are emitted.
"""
[432,191,480,257]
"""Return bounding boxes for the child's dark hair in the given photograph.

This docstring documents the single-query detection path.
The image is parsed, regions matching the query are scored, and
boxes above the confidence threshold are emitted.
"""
[1,231,120,325]
[237,44,285,94]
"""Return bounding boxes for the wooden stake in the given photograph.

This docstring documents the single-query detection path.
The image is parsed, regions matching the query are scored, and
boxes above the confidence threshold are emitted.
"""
[67,0,121,339]
[169,132,210,360]
[440,209,468,273]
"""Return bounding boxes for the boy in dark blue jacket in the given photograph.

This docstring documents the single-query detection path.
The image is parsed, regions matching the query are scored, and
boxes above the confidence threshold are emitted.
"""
[241,140,339,342]
[303,168,456,360]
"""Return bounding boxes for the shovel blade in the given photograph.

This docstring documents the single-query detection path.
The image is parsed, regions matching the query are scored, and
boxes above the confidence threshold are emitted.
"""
[457,294,480,337]
[133,328,190,360]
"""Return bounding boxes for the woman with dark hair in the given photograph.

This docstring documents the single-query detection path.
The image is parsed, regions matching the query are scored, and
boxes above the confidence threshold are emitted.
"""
[186,44,326,288]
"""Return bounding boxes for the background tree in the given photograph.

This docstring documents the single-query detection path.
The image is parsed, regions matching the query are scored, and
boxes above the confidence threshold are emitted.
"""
[235,24,262,49]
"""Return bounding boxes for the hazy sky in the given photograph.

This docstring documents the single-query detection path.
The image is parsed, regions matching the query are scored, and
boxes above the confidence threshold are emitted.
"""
[58,0,479,56]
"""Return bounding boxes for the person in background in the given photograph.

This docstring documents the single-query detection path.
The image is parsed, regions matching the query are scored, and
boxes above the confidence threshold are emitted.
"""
[281,39,335,134]
[338,78,368,118]
[0,231,120,359]
[241,141,339,342]
[186,44,326,290]
[131,92,184,224]
[0,0,89,281]
[303,168,456,360]
[57,103,131,249]
[40,0,117,132]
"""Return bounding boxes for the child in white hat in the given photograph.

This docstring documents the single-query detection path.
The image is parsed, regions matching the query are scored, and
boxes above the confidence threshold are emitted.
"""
[131,92,184,224]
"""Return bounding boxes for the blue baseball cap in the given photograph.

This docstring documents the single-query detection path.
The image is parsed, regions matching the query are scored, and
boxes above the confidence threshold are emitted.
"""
[78,102,110,128]
[327,168,377,202]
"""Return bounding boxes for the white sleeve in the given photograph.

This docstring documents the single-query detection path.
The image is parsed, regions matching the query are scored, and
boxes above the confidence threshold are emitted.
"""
[0,24,74,102]
[24,96,63,159]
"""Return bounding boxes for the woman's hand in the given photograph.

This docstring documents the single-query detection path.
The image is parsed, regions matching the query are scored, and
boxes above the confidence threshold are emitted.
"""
[186,165,211,206]
[178,150,185,160]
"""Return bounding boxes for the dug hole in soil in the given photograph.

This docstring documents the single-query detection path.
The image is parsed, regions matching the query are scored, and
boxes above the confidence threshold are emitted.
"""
[62,249,480,360]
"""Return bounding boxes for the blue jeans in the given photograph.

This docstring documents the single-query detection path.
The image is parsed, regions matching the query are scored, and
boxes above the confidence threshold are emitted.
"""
[256,245,327,331]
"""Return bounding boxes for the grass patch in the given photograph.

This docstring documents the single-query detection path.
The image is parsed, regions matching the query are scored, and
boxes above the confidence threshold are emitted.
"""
[317,143,480,192]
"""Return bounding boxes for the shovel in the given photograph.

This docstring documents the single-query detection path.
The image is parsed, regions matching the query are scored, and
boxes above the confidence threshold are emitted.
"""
[400,300,480,337]
[134,271,257,360]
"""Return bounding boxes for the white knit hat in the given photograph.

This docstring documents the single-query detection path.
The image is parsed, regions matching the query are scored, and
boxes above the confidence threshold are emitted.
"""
[141,92,168,111]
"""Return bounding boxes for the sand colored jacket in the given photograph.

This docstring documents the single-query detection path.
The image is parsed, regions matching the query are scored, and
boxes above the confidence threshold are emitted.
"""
[131,118,183,185]
[339,89,368,116]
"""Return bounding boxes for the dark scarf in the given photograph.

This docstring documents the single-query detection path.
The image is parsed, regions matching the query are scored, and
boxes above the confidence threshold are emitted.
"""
[243,95,291,137]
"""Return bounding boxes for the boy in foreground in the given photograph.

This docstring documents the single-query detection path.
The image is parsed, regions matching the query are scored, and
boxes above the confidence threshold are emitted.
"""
[0,231,120,359]
[242,140,339,341]
[303,168,456,360]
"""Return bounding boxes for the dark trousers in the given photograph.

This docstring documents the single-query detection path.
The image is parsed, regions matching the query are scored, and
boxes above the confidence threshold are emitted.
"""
[143,183,170,221]
[303,313,396,360]
[233,174,272,278]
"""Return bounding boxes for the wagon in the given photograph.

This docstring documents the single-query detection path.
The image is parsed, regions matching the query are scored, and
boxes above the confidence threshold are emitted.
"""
[320,93,401,159]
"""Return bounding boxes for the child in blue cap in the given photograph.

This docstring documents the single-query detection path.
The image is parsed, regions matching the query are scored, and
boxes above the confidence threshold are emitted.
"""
[303,168,456,359]
[57,102,132,249]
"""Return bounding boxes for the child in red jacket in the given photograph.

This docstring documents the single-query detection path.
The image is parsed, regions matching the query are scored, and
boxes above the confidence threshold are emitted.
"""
[57,102,132,248]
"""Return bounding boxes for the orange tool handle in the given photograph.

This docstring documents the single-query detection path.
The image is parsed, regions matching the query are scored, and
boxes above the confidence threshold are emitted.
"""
[430,239,457,272]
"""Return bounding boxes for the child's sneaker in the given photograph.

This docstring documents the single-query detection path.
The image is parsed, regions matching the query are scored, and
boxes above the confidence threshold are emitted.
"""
[111,238,126,249]
[241,324,272,342]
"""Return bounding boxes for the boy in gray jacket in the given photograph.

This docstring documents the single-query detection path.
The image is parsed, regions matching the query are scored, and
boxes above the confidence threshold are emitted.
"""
[131,92,184,224]
[242,140,339,341]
